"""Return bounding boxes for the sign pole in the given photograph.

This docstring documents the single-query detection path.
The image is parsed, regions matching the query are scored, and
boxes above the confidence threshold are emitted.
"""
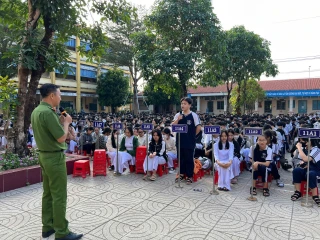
[301,138,313,208]
[248,136,257,201]
[210,138,218,195]
[113,123,123,176]
[141,123,153,179]
[176,132,183,188]
[243,127,263,202]
[203,125,220,195]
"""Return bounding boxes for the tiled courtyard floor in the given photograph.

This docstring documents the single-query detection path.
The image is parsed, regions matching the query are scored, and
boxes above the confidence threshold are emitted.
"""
[0,166,320,240]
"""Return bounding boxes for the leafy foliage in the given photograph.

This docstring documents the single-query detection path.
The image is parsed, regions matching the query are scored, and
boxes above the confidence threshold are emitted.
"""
[144,74,181,108]
[0,76,18,120]
[0,148,39,171]
[230,79,265,114]
[133,0,220,96]
[203,26,278,113]
[96,69,132,112]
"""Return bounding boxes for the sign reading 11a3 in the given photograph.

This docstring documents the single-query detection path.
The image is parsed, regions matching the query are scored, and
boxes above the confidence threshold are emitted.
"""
[298,128,320,139]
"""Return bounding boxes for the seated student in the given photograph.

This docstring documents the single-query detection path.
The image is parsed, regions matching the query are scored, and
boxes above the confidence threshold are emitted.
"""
[118,126,139,175]
[137,128,147,146]
[163,128,176,174]
[66,124,77,153]
[106,129,121,171]
[264,130,284,187]
[143,129,167,181]
[291,139,320,206]
[214,130,234,191]
[228,129,241,184]
[249,135,273,197]
[81,127,94,155]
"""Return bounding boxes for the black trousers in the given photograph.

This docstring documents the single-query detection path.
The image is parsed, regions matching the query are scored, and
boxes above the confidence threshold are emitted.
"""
[178,148,195,178]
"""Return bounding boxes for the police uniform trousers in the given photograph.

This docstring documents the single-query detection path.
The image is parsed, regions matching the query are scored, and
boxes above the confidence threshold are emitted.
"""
[39,151,69,238]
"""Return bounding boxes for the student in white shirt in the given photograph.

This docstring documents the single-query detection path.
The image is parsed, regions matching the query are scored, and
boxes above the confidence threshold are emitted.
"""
[249,135,273,196]
[214,130,234,191]
[163,128,176,174]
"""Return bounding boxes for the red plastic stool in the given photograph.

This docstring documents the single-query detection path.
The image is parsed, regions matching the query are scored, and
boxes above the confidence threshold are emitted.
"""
[240,161,246,172]
[193,171,202,182]
[129,165,135,173]
[277,161,280,169]
[82,150,87,156]
[173,159,178,168]
[157,163,168,177]
[214,171,218,185]
[300,181,319,197]
[256,174,273,189]
[73,160,90,178]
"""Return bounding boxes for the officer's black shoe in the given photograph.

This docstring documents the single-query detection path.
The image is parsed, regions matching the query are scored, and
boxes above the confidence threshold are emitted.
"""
[42,229,55,238]
[55,232,83,240]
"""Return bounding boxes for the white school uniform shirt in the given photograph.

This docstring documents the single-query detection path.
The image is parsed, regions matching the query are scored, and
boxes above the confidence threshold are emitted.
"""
[213,142,234,163]
[248,146,273,161]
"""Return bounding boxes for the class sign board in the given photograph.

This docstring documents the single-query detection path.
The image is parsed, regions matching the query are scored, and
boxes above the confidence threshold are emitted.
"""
[204,125,221,135]
[94,121,103,128]
[172,124,188,133]
[112,123,123,130]
[141,123,154,131]
[298,128,320,139]
[243,127,263,136]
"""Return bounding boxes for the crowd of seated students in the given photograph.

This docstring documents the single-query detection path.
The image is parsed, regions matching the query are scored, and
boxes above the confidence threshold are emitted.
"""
[17,110,320,205]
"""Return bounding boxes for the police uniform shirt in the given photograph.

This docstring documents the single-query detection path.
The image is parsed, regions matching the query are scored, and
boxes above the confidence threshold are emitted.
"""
[249,146,273,162]
[173,112,200,149]
[31,102,67,151]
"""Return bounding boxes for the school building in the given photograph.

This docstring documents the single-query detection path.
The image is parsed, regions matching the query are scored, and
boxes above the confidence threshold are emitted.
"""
[22,36,131,113]
[187,78,320,115]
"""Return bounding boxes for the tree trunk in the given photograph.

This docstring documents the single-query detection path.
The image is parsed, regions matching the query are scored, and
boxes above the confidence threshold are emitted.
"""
[132,81,139,115]
[14,66,29,156]
[226,90,231,114]
[236,84,241,115]
[182,84,187,97]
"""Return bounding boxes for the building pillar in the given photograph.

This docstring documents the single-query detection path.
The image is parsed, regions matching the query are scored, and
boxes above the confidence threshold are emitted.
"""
[289,96,293,114]
[50,72,56,84]
[197,96,200,112]
[254,100,259,113]
[76,37,81,113]
[224,96,227,112]
[96,65,101,112]
[172,104,177,113]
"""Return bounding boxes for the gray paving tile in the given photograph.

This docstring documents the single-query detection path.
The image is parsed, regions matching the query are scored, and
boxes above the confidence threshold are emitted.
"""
[221,206,258,224]
[254,213,291,233]
[167,222,211,240]
[206,230,246,240]
[0,227,35,240]
[248,225,290,240]
[156,205,193,221]
[113,209,152,227]
[90,220,135,240]
[0,211,40,231]
[0,203,24,221]
[149,192,179,205]
[183,210,219,229]
[68,213,109,231]
[290,219,320,238]
[132,199,167,215]
[212,218,253,239]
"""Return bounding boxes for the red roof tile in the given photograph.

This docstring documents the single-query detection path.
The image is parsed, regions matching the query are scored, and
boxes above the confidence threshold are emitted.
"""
[188,78,320,94]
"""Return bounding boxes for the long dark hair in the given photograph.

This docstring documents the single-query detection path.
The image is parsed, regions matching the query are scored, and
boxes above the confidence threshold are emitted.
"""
[218,130,230,150]
[151,129,163,145]
[163,128,174,137]
[111,129,118,149]
[264,130,277,145]
[125,126,133,137]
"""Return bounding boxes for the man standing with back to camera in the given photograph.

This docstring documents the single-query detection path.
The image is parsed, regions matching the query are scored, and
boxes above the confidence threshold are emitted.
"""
[31,84,83,240]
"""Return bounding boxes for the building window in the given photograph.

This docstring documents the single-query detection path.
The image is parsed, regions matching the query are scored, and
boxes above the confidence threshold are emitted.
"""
[55,62,76,80]
[65,38,76,51]
[312,100,320,110]
[207,101,213,112]
[288,100,296,108]
[276,100,286,110]
[217,101,224,110]
[80,64,97,83]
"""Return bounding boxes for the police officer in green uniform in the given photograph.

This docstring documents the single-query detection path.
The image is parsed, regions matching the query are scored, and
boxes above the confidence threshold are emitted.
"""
[31,84,83,240]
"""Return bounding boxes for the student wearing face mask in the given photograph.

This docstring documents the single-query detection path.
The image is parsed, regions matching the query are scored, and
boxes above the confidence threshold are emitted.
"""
[291,138,320,206]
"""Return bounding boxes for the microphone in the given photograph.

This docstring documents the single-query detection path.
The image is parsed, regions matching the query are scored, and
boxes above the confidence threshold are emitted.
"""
[59,107,67,117]
[180,111,184,119]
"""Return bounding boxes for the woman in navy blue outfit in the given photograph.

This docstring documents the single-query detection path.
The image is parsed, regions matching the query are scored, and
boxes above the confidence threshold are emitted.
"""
[173,97,201,185]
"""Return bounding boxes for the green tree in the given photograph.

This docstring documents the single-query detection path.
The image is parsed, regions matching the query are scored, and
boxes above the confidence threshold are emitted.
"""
[0,0,134,156]
[143,74,181,112]
[133,0,220,96]
[203,26,278,114]
[96,69,132,113]
[101,6,146,114]
[230,79,265,114]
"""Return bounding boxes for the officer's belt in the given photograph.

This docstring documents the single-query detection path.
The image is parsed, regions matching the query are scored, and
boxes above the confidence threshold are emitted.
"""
[38,149,64,153]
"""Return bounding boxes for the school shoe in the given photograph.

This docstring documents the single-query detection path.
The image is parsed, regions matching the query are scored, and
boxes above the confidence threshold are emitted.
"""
[122,168,130,175]
[168,168,175,174]
[42,229,55,238]
[276,179,284,187]
[55,232,83,240]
